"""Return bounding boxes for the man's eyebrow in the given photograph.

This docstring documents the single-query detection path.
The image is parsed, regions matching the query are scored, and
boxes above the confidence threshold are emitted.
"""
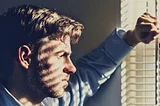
[55,50,72,55]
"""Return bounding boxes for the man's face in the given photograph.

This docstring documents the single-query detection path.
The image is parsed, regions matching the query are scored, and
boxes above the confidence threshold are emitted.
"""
[28,35,76,98]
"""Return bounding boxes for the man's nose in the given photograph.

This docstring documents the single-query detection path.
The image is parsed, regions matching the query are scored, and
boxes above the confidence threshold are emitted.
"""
[63,59,76,74]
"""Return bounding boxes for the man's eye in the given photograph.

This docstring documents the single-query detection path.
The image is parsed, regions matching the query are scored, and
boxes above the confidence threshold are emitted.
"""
[59,53,68,57]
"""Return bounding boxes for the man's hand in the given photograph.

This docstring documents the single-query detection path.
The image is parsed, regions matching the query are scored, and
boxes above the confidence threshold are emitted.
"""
[121,13,160,47]
[134,13,160,44]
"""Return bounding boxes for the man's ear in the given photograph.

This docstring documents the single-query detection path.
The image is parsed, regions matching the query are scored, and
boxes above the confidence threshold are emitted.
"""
[18,45,32,69]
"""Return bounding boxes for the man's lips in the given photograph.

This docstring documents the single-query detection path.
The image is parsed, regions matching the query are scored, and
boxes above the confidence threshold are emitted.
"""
[62,75,70,82]
[62,80,69,88]
[62,79,69,81]
[62,76,70,88]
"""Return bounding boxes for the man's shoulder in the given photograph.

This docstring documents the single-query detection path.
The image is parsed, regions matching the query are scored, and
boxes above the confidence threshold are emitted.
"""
[0,84,21,106]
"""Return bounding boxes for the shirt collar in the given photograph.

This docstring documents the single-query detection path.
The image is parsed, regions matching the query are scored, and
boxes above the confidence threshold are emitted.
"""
[0,84,22,106]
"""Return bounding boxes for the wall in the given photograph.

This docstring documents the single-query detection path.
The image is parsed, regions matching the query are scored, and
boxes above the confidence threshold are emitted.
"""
[0,0,121,106]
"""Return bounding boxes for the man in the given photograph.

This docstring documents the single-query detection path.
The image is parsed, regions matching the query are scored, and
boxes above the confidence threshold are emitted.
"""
[0,5,159,106]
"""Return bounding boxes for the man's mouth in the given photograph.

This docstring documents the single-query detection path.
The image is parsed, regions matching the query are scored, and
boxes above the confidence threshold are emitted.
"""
[62,79,69,88]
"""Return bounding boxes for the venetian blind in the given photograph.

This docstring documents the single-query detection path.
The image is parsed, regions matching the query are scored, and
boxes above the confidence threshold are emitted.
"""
[121,0,160,106]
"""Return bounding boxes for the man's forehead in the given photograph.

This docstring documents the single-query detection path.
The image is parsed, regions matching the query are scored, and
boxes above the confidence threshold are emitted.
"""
[40,38,71,53]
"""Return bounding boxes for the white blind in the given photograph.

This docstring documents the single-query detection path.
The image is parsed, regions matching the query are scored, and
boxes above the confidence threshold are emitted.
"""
[120,0,160,106]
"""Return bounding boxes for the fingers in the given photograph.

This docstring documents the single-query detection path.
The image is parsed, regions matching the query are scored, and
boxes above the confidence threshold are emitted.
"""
[137,13,158,25]
[143,12,157,20]
[135,13,160,44]
[136,13,160,34]
[136,23,160,39]
[137,23,159,33]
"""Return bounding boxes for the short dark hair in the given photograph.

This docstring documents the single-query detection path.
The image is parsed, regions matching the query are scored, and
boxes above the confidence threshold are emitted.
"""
[0,4,84,84]
[0,4,84,54]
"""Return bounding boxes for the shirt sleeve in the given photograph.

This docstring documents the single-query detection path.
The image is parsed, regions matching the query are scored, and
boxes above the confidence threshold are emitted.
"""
[70,28,133,98]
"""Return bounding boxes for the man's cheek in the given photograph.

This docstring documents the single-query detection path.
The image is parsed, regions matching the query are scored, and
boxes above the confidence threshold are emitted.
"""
[48,59,64,72]
[41,67,63,81]
[42,73,64,87]
[37,55,61,71]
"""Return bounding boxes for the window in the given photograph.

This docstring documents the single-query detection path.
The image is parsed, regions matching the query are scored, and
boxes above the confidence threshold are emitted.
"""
[121,0,160,106]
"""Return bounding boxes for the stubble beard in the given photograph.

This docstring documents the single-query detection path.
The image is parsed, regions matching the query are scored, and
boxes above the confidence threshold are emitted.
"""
[27,69,65,99]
